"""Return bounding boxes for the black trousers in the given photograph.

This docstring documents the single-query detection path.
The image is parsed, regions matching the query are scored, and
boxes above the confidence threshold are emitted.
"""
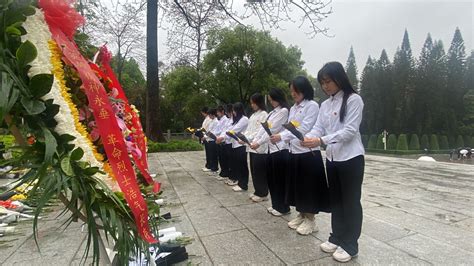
[207,141,219,171]
[250,153,269,197]
[218,144,230,177]
[327,155,364,256]
[286,151,330,214]
[203,140,210,169]
[230,146,249,190]
[268,149,290,213]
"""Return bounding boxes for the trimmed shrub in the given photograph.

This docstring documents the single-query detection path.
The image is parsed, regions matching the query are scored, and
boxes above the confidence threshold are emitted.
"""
[396,134,408,150]
[367,135,378,149]
[409,134,420,150]
[361,134,369,148]
[420,134,429,150]
[429,134,439,150]
[376,134,384,150]
[464,135,473,147]
[448,135,456,149]
[148,139,203,152]
[387,134,397,150]
[455,135,464,148]
[439,135,449,150]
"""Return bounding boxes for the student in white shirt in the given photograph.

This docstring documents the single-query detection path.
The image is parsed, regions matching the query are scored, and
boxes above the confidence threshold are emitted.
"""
[200,107,212,172]
[227,103,249,192]
[243,93,268,201]
[205,108,219,174]
[216,104,234,182]
[251,88,290,211]
[302,62,365,263]
[215,106,230,179]
[270,76,330,235]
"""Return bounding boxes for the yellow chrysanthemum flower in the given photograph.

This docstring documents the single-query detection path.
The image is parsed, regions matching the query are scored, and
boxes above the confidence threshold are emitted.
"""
[290,120,300,128]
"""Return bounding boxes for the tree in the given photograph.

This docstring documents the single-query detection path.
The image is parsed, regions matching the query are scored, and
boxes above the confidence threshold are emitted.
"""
[202,26,304,105]
[345,46,358,89]
[375,49,392,132]
[397,134,408,150]
[446,28,467,121]
[359,56,377,134]
[146,0,164,141]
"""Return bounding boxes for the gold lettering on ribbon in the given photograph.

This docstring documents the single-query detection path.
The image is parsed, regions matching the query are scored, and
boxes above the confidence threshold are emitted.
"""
[112,147,122,159]
[98,108,110,120]
[107,134,119,146]
[117,160,127,173]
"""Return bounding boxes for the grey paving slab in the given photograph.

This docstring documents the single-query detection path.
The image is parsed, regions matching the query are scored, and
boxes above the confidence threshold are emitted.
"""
[200,229,283,265]
[389,233,474,265]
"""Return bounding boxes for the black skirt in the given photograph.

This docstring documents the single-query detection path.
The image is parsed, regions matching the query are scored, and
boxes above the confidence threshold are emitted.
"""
[286,150,330,213]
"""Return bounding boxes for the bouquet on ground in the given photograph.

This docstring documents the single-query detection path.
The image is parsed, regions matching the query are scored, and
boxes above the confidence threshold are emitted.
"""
[261,121,280,151]
[282,121,314,155]
[225,130,239,141]
[235,132,251,145]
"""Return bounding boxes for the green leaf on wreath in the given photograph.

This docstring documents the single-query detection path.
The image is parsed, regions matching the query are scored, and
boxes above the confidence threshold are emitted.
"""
[83,166,100,176]
[21,5,36,16]
[59,134,76,143]
[16,40,37,68]
[70,148,84,161]
[43,128,57,164]
[20,96,46,114]
[60,156,74,176]
[6,26,21,36]
[29,73,53,98]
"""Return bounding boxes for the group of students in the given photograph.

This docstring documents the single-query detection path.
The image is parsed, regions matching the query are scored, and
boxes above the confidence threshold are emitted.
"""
[197,62,365,263]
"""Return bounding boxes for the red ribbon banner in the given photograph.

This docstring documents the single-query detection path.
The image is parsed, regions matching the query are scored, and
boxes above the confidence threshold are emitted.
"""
[39,0,157,243]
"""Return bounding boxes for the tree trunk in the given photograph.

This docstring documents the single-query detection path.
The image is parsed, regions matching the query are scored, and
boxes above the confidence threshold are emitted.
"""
[146,0,165,142]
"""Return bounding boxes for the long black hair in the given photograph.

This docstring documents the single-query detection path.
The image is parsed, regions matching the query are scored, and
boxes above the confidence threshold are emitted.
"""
[268,87,290,110]
[226,104,233,118]
[232,102,245,125]
[317,61,357,122]
[290,76,314,100]
[250,93,266,112]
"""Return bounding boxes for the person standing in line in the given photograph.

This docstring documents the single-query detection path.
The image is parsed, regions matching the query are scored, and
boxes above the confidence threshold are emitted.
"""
[214,106,229,180]
[270,76,329,235]
[302,62,365,263]
[251,88,290,210]
[227,102,249,192]
[204,108,219,175]
[242,93,268,202]
[216,104,234,182]
[200,107,212,172]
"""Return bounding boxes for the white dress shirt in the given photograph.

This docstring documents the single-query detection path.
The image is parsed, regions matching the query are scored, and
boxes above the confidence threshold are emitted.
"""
[219,116,234,144]
[253,106,289,154]
[201,115,212,131]
[205,118,218,142]
[280,99,320,154]
[215,115,228,136]
[229,116,249,148]
[307,90,365,162]
[245,110,268,154]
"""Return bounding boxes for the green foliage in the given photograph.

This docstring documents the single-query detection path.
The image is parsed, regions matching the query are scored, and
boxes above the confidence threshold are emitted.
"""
[148,139,203,152]
[420,134,429,149]
[367,134,377,149]
[448,135,456,149]
[429,134,440,150]
[455,135,464,147]
[346,46,358,88]
[464,135,472,147]
[376,134,384,149]
[439,135,449,149]
[396,134,408,150]
[387,134,397,150]
[409,134,420,150]
[361,134,369,148]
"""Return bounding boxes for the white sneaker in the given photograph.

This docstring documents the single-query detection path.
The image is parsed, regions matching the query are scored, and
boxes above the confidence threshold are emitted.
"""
[288,213,305,229]
[249,193,255,199]
[332,246,354,263]
[207,171,218,176]
[202,168,212,172]
[251,195,268,202]
[232,185,243,192]
[296,218,316,235]
[320,241,338,253]
[226,180,238,186]
[267,206,274,213]
[269,209,290,217]
[215,176,225,181]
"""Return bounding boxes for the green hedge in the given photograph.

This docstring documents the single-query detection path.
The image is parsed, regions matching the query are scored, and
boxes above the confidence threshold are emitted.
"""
[430,134,440,150]
[448,135,456,149]
[148,139,203,152]
[420,134,429,150]
[376,134,384,150]
[464,135,473,147]
[387,134,397,150]
[439,135,449,150]
[409,134,420,150]
[361,134,369,148]
[368,135,378,149]
[455,135,464,147]
[397,134,408,150]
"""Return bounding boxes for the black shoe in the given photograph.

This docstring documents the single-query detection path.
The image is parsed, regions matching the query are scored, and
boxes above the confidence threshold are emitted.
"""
[155,246,188,265]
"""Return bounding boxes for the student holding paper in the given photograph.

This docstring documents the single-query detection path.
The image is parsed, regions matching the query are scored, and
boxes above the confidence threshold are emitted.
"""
[200,107,212,172]
[242,93,268,201]
[270,76,329,235]
[204,108,219,175]
[302,62,364,263]
[215,106,230,179]
[227,103,249,191]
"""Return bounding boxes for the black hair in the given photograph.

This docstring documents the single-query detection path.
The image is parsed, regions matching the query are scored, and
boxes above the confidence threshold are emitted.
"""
[226,104,233,118]
[217,105,225,113]
[289,76,314,100]
[317,61,357,122]
[208,108,217,117]
[268,87,290,110]
[201,107,209,114]
[232,102,245,125]
[250,93,266,112]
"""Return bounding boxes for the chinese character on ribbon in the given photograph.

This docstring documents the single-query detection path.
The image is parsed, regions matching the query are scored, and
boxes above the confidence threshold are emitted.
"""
[98,108,110,120]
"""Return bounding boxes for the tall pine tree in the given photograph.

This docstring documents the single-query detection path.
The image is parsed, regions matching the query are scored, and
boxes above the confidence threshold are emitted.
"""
[360,56,377,134]
[462,51,474,134]
[346,46,359,89]
[375,49,393,133]
[446,28,467,124]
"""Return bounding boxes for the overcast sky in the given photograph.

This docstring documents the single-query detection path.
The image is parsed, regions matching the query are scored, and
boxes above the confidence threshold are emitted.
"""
[156,0,473,78]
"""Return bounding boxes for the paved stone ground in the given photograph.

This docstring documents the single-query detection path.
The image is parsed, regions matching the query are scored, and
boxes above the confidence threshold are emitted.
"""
[1,151,473,265]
